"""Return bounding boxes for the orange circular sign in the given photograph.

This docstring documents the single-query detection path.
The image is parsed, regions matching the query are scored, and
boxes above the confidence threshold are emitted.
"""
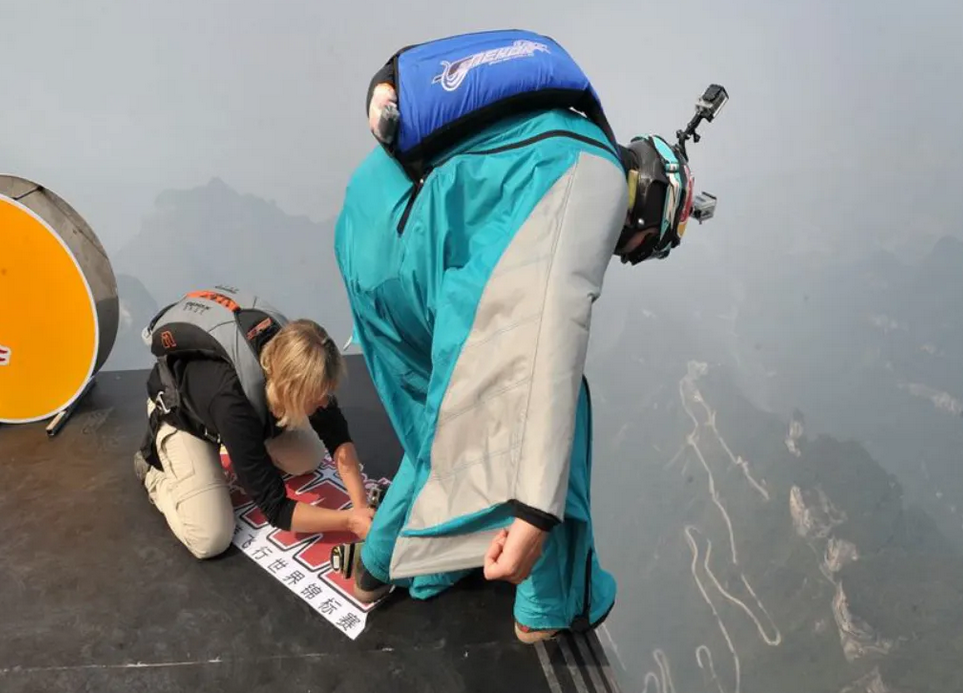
[0,179,117,423]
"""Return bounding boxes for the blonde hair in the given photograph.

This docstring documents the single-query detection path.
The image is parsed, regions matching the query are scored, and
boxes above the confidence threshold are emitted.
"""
[260,319,346,429]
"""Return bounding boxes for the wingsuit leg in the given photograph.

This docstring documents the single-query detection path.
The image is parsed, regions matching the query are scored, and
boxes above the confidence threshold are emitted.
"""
[357,451,415,587]
[513,377,617,633]
[359,450,475,600]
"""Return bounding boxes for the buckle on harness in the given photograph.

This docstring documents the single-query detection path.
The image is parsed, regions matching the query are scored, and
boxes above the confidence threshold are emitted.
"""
[154,392,172,415]
[367,481,389,510]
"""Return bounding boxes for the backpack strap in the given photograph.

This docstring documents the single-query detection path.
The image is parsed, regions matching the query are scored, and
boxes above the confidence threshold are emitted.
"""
[149,356,220,447]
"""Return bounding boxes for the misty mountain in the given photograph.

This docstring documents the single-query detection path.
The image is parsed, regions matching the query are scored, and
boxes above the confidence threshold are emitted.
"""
[726,234,963,550]
[109,178,354,370]
[595,230,963,557]
[585,307,963,693]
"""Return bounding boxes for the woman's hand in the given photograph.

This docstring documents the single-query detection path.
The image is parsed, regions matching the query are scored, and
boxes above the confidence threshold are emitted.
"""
[333,443,371,513]
[483,518,548,585]
[290,502,373,538]
[347,506,375,540]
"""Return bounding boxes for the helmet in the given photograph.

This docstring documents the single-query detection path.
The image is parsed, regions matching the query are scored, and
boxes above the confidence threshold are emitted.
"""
[616,134,695,265]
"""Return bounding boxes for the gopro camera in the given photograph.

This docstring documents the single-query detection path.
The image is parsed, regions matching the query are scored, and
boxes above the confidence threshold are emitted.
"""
[676,83,729,159]
[675,84,728,226]
[367,480,390,510]
[695,84,729,122]
[691,192,717,223]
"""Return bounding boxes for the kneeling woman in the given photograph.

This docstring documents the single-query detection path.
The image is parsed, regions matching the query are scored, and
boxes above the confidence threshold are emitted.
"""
[134,288,373,559]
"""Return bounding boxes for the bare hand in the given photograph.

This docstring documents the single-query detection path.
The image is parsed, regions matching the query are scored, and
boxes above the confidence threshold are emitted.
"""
[347,507,375,540]
[483,518,548,584]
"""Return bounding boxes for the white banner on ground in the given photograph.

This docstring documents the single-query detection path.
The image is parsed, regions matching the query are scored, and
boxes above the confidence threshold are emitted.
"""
[220,450,391,640]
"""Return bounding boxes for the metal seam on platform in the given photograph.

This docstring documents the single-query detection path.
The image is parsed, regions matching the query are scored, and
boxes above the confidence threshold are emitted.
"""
[557,635,590,693]
[586,633,622,693]
[544,640,577,693]
[572,634,609,693]
[535,641,564,693]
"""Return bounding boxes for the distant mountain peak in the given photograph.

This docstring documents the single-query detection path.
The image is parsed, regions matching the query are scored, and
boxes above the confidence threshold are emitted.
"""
[112,178,352,355]
[205,176,232,191]
[919,234,963,277]
[154,176,242,208]
[929,234,963,255]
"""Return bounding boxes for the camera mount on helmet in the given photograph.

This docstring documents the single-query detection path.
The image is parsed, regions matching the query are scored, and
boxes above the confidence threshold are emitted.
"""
[675,84,728,160]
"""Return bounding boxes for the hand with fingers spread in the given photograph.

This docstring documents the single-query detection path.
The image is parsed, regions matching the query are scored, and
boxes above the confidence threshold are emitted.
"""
[483,518,548,585]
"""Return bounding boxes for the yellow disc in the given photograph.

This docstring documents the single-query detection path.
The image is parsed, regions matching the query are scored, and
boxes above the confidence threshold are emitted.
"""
[0,195,99,422]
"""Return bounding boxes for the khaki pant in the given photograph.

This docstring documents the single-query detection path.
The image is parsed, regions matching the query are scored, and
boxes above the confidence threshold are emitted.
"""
[141,399,326,559]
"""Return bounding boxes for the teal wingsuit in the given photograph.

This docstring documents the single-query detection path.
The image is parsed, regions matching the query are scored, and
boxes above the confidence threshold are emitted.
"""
[333,105,626,632]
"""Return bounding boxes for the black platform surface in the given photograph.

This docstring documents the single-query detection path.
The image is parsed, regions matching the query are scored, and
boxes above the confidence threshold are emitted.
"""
[0,355,622,693]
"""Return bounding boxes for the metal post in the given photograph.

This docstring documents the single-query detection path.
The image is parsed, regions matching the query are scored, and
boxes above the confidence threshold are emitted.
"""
[46,376,97,438]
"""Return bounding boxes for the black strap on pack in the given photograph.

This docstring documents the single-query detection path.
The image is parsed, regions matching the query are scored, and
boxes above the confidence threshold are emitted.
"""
[155,356,218,444]
[571,375,595,633]
[570,547,594,633]
[140,355,221,470]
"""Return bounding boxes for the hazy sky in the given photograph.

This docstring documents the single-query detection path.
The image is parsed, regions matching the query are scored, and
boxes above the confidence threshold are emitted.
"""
[3,0,960,262]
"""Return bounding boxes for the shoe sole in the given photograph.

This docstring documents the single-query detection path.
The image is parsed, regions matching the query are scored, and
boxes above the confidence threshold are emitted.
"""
[514,602,614,645]
[351,546,391,604]
[514,622,560,645]
[354,580,391,604]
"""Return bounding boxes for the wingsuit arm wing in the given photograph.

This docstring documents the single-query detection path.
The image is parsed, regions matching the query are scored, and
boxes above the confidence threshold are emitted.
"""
[404,149,629,534]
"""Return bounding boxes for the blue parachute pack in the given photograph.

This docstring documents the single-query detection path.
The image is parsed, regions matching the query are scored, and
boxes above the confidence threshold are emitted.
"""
[368,29,623,184]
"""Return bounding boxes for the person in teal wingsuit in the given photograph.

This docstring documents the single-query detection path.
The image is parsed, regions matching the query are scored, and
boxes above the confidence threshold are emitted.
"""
[330,28,729,643]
